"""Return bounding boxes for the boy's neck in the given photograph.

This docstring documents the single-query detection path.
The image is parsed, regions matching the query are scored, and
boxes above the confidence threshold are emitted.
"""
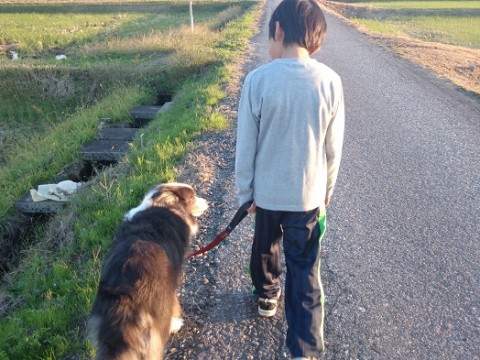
[278,44,310,59]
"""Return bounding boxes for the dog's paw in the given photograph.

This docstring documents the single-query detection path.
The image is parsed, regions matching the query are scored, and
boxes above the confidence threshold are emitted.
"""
[169,317,184,334]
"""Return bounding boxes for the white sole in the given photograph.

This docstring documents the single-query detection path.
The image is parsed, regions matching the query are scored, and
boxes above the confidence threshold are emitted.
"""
[258,297,278,317]
[258,306,277,317]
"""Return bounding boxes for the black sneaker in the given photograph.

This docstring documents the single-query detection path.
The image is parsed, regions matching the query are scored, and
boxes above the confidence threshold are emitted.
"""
[258,297,278,317]
[258,289,281,317]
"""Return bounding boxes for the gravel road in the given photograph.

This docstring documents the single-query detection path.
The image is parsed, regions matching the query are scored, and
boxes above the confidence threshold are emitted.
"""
[165,1,480,359]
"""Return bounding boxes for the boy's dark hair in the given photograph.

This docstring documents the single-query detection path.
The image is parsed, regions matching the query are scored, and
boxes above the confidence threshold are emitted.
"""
[268,0,327,54]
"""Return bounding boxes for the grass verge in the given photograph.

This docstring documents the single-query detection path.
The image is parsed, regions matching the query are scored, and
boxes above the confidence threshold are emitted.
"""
[0,1,260,359]
[354,15,480,48]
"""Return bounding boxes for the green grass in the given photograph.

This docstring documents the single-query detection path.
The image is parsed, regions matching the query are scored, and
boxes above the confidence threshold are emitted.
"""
[0,12,143,52]
[0,2,245,54]
[356,16,480,47]
[0,0,254,223]
[0,2,247,133]
[351,1,480,10]
[336,1,480,48]
[0,86,150,219]
[0,1,260,358]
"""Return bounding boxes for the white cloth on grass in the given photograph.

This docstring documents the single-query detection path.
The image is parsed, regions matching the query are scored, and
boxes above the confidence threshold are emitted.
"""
[30,180,82,202]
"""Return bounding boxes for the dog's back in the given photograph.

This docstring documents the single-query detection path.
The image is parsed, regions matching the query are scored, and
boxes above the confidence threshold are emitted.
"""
[88,183,207,359]
[89,236,178,359]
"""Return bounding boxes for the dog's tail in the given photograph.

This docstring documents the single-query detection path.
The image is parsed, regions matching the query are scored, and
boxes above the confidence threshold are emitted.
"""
[88,288,164,360]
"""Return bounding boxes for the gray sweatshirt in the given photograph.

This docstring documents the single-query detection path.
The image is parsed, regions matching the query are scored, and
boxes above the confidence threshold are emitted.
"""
[235,57,345,212]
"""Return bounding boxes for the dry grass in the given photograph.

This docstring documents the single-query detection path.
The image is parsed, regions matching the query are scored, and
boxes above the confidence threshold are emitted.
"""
[387,37,480,94]
[323,2,480,95]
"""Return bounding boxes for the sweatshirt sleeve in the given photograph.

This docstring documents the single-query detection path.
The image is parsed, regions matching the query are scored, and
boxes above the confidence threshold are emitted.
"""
[325,79,345,199]
[235,75,259,206]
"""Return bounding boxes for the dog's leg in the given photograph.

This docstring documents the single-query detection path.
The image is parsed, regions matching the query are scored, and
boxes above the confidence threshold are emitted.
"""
[169,295,184,334]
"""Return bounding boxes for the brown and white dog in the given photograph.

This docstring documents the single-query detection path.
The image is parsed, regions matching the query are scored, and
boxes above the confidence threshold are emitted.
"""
[88,183,208,360]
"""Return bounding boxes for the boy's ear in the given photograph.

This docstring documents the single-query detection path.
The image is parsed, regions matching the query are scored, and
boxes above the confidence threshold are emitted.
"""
[274,21,284,42]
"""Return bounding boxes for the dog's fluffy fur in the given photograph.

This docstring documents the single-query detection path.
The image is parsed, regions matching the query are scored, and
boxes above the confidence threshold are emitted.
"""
[88,183,208,360]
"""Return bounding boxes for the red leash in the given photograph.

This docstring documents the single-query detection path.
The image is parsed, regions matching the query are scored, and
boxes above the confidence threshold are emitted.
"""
[188,201,252,258]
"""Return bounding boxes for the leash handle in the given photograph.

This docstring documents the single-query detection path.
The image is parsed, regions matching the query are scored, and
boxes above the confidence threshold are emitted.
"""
[188,200,253,258]
[225,200,253,233]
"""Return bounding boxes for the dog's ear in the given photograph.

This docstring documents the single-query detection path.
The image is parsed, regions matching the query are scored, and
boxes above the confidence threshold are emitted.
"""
[169,184,196,205]
[151,183,195,208]
[149,183,207,216]
[162,184,208,216]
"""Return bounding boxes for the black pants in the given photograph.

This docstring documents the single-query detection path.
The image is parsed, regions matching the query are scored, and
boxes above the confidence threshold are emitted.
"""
[250,206,326,357]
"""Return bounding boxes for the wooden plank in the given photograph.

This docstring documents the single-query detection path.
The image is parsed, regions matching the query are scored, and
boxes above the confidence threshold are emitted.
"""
[79,140,130,161]
[98,127,137,141]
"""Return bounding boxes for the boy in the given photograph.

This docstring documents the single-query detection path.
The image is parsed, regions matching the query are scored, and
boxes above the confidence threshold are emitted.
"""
[235,0,345,358]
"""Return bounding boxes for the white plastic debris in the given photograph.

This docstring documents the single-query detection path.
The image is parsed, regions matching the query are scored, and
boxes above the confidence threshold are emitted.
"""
[30,180,82,202]
[55,54,67,60]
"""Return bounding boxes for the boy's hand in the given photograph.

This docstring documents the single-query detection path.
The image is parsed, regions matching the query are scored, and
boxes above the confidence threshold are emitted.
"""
[325,196,330,208]
[247,201,257,215]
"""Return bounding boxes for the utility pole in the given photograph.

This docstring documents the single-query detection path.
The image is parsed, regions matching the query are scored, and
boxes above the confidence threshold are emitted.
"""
[189,1,194,32]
